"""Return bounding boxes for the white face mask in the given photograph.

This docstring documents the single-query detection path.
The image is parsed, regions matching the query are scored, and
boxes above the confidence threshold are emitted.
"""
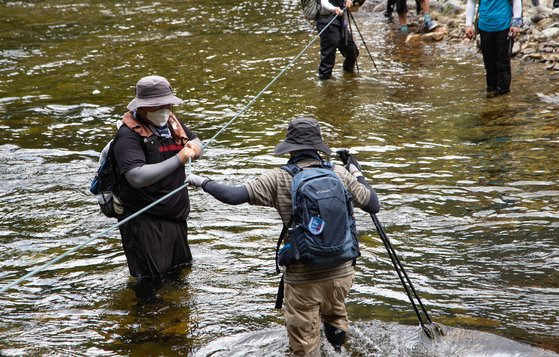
[146,108,170,127]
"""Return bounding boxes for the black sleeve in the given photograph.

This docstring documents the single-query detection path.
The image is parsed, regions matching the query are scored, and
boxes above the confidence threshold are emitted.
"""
[357,176,380,214]
[201,180,250,205]
[113,126,145,174]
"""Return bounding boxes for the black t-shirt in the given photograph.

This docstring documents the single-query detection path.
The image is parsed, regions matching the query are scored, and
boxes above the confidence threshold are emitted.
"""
[113,121,197,221]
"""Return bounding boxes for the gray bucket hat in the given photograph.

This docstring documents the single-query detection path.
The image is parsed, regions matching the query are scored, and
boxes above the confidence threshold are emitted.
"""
[274,117,332,155]
[127,75,183,110]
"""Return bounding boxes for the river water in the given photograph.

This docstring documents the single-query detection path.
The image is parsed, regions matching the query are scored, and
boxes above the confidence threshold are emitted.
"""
[0,0,558,355]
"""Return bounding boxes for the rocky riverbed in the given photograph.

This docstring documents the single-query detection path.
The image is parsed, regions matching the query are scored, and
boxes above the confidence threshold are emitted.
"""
[360,0,559,71]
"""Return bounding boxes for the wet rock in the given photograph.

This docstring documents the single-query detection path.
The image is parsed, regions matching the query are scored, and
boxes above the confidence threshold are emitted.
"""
[373,2,386,12]
[440,0,464,15]
[531,28,544,39]
[195,322,559,357]
[511,41,521,56]
[531,13,547,23]
[523,52,544,60]
[522,46,537,54]
[535,4,553,15]
[449,28,463,38]
[539,44,556,52]
[543,53,559,61]
[423,31,445,41]
[405,34,422,43]
[445,18,460,29]
[536,17,557,28]
[542,27,559,39]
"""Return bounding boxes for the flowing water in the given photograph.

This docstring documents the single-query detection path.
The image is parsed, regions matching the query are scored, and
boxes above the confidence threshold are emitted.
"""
[0,0,558,355]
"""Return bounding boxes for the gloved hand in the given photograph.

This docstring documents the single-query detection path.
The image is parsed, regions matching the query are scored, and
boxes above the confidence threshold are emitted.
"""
[186,174,208,187]
[347,163,363,177]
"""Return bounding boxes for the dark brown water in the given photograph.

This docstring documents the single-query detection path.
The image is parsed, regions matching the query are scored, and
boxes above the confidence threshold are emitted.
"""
[1,0,558,355]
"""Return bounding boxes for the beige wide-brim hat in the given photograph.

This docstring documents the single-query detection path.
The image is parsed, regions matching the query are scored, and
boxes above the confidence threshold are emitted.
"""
[127,75,183,110]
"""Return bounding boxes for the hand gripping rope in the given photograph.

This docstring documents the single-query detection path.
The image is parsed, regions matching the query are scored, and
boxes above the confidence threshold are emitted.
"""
[0,10,369,294]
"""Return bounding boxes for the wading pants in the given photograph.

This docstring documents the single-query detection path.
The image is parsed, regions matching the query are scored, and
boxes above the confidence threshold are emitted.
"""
[283,273,354,356]
[317,16,359,80]
[479,29,512,93]
[119,216,192,278]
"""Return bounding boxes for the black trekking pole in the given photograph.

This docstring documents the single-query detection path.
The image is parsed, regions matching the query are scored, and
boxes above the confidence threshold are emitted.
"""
[336,149,443,339]
[347,14,360,74]
[347,10,379,72]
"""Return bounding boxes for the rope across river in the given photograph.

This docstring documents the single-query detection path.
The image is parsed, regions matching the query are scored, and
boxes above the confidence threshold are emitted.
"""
[0,13,349,295]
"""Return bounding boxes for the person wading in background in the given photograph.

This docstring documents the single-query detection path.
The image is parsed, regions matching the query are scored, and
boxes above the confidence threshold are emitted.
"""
[465,0,522,96]
[393,0,438,33]
[317,0,359,80]
[186,117,380,355]
[113,75,203,300]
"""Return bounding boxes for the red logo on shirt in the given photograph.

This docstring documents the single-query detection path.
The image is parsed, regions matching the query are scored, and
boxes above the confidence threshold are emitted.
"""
[159,144,184,153]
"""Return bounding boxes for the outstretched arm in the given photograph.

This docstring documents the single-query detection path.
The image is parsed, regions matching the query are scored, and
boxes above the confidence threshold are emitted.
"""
[187,174,250,205]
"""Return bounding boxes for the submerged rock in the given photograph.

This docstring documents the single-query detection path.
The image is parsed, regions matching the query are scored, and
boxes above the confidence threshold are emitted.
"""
[192,321,558,357]
[405,34,423,43]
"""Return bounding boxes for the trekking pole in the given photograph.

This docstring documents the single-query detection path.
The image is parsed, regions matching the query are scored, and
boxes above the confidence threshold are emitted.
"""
[347,13,360,74]
[335,149,443,338]
[348,10,379,72]
[371,214,437,338]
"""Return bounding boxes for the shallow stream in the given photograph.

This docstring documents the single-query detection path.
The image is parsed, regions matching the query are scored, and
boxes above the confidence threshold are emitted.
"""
[0,0,558,355]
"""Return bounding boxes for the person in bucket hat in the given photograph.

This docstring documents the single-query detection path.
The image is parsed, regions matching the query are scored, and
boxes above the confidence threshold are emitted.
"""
[127,75,183,111]
[112,75,203,300]
[186,117,380,355]
[273,117,333,155]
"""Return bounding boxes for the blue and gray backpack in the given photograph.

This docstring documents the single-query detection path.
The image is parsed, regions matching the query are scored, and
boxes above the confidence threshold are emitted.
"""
[275,162,360,271]
[89,139,123,218]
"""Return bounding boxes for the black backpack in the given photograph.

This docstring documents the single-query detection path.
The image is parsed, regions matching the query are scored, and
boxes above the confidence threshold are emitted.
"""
[275,162,360,270]
[89,139,123,218]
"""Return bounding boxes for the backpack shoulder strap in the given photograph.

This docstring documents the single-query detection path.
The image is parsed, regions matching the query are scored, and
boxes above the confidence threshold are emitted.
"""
[281,163,301,177]
[282,161,333,174]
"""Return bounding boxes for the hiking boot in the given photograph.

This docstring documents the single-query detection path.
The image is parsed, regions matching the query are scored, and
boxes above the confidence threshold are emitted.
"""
[486,87,497,98]
[424,19,438,32]
[324,323,347,353]
[495,87,510,96]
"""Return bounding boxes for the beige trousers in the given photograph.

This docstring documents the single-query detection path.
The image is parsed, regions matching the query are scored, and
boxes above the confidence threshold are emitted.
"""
[283,273,354,356]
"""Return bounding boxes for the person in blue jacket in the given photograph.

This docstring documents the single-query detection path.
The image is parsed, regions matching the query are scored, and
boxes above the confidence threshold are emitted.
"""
[465,0,522,96]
